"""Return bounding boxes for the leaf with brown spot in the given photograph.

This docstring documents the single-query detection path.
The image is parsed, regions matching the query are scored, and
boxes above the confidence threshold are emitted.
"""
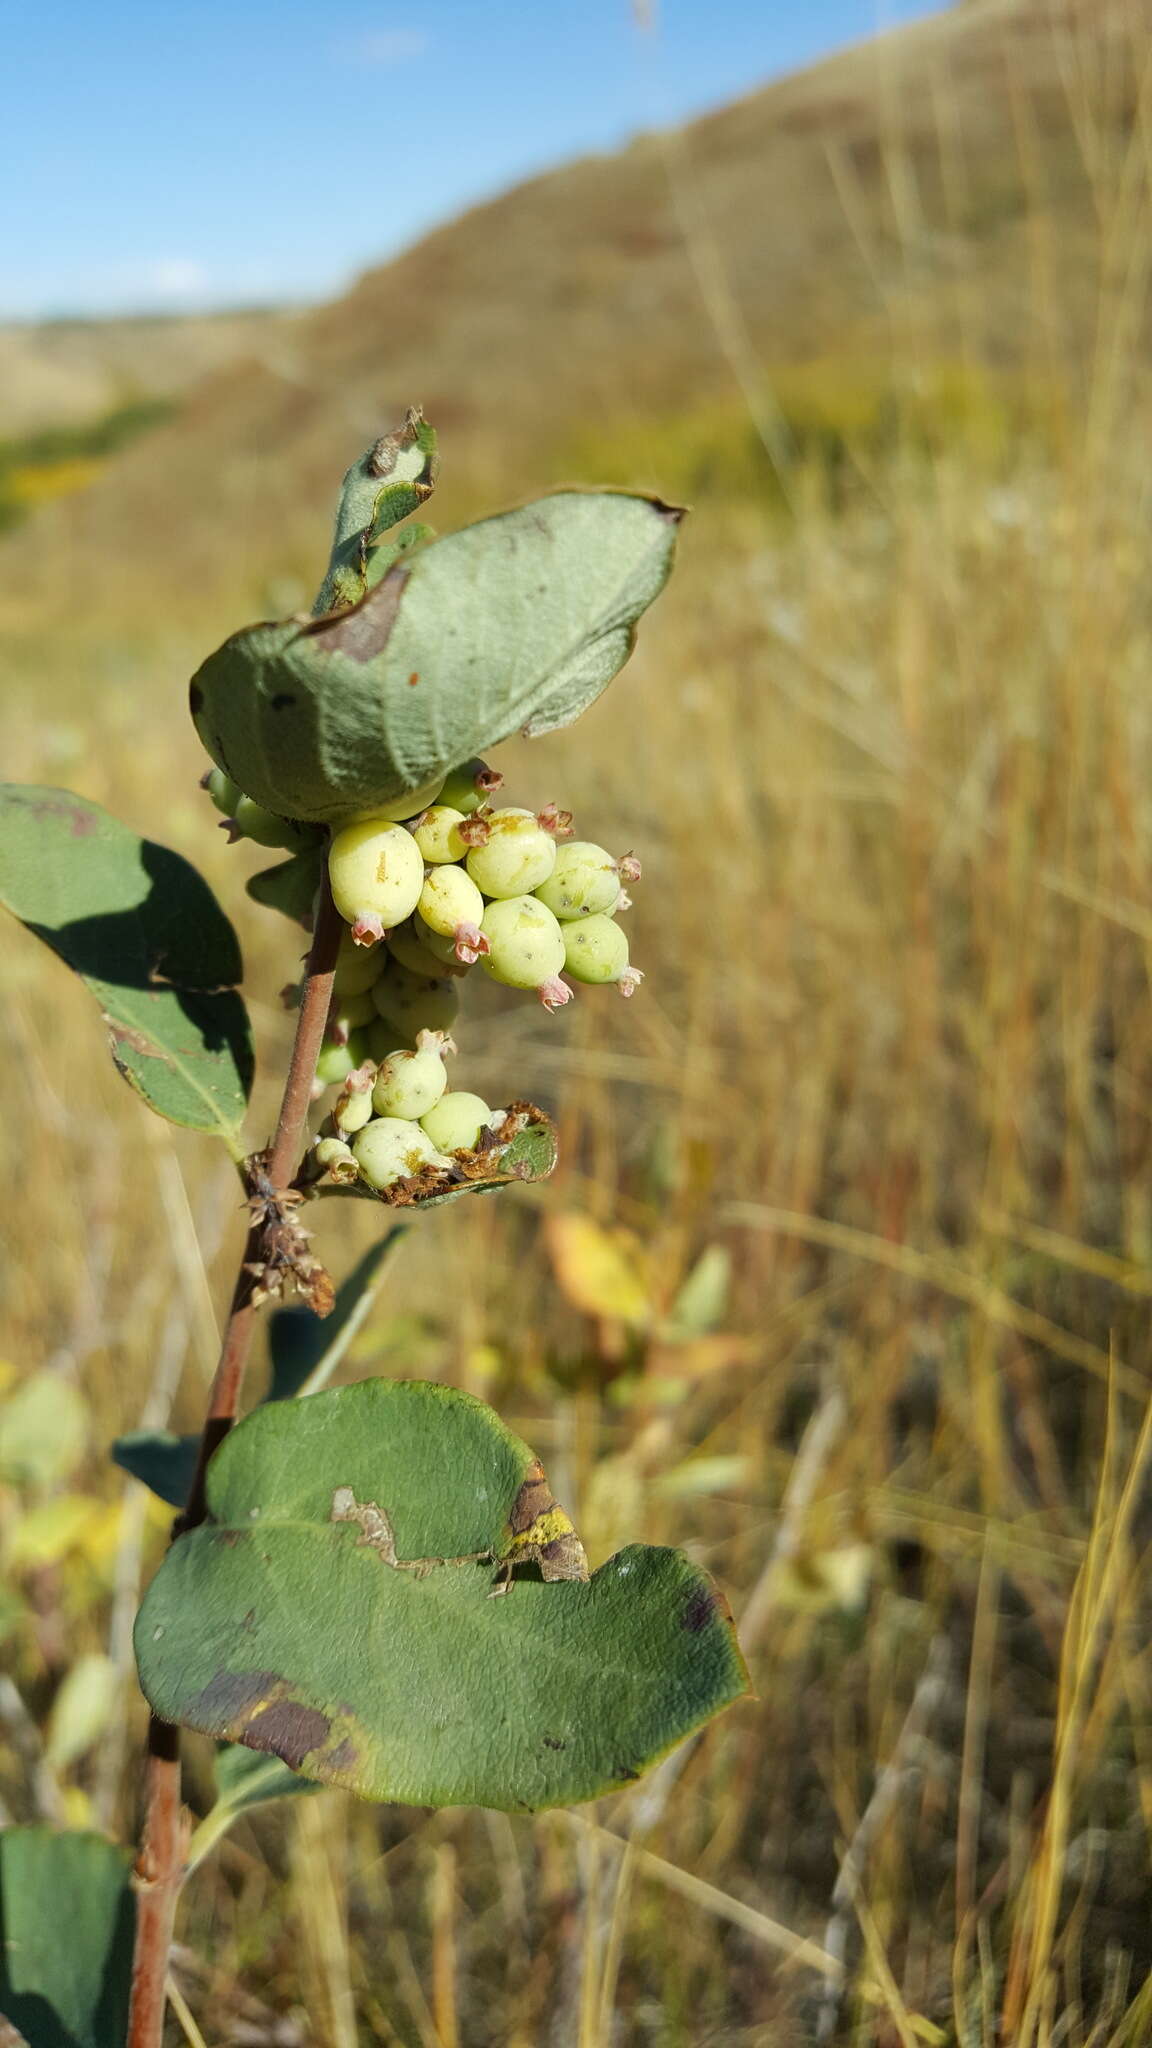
[191,491,682,824]
[135,1378,749,1810]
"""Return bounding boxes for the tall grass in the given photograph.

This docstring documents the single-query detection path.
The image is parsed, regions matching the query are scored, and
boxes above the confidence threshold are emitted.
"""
[3,6,1152,2042]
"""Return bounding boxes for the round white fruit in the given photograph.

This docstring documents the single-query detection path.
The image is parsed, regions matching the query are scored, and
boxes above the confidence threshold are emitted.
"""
[353,1117,448,1189]
[420,1092,492,1153]
[328,819,425,939]
[466,808,558,899]
[480,896,566,989]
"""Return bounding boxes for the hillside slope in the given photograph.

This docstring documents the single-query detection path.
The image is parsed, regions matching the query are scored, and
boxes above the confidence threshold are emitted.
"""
[6,0,1150,619]
[0,307,299,437]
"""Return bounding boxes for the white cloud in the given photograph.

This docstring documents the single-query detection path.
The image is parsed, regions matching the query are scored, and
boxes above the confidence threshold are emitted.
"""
[334,28,429,67]
[148,257,210,300]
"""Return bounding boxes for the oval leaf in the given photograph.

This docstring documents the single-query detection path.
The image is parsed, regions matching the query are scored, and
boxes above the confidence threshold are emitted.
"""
[0,786,253,1142]
[245,845,324,926]
[0,1828,134,2048]
[546,1212,653,1327]
[135,1380,748,1810]
[191,492,682,823]
[110,1425,198,1509]
[186,1744,322,1874]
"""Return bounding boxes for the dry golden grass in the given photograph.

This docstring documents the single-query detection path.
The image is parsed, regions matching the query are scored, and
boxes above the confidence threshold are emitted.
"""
[0,308,298,439]
[4,3,1152,2043]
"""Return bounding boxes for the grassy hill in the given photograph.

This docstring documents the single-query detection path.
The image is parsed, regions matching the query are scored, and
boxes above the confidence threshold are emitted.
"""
[8,0,1151,623]
[0,305,298,436]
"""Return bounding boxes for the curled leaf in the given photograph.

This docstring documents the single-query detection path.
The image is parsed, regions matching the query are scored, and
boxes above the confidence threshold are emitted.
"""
[314,1104,558,1211]
[192,491,681,823]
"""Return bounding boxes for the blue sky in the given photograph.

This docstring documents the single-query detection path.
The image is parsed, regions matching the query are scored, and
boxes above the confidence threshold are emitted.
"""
[2,0,944,320]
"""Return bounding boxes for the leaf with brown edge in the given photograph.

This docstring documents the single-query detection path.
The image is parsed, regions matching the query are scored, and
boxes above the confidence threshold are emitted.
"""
[134,1379,749,1811]
[191,490,681,824]
[312,1104,558,1210]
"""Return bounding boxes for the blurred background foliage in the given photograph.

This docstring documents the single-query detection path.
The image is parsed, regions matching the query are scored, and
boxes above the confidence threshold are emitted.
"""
[4,0,1152,2041]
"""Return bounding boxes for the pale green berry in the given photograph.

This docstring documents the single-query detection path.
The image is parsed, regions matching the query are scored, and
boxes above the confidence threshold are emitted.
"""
[417,865,488,964]
[328,989,375,1041]
[372,1035,449,1120]
[314,1135,358,1180]
[332,927,386,996]
[413,806,468,864]
[315,1029,368,1086]
[372,959,461,1037]
[535,842,622,921]
[420,1092,492,1153]
[439,758,503,815]
[367,1016,414,1059]
[348,775,446,823]
[466,808,558,899]
[413,912,473,973]
[562,914,642,995]
[333,1076,375,1134]
[231,797,316,851]
[388,918,450,978]
[480,896,570,1009]
[202,766,241,816]
[353,1117,449,1190]
[328,818,425,943]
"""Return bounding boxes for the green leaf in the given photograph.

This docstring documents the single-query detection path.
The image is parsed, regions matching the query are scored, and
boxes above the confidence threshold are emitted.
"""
[245,844,324,926]
[362,518,435,594]
[191,491,682,824]
[0,1373,89,1488]
[112,1233,407,1505]
[313,410,439,615]
[110,1426,198,1509]
[186,1744,321,1874]
[0,1828,134,2048]
[44,1655,120,1772]
[663,1246,732,1341]
[213,1741,320,1811]
[134,1380,748,1811]
[0,786,253,1144]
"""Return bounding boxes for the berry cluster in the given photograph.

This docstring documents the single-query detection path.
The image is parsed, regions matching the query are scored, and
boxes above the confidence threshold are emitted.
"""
[325,759,641,1013]
[313,1028,513,1197]
[203,755,642,1197]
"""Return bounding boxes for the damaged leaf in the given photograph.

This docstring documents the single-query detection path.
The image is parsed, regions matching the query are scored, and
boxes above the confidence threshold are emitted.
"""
[313,408,439,616]
[135,1379,748,1810]
[0,785,253,1144]
[191,489,682,824]
[316,1105,558,1211]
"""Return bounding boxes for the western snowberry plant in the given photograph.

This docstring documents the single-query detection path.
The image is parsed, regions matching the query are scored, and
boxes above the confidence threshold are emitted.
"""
[0,413,749,2048]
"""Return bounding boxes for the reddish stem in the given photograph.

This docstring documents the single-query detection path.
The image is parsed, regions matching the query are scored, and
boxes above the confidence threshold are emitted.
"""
[126,870,343,2048]
[126,1719,186,2045]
